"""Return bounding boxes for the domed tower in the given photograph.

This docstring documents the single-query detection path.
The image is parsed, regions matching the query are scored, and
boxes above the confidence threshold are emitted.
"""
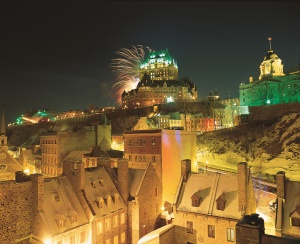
[259,37,285,80]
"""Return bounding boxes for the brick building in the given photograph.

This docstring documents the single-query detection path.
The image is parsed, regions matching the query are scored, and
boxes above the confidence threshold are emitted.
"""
[116,159,163,244]
[123,129,197,202]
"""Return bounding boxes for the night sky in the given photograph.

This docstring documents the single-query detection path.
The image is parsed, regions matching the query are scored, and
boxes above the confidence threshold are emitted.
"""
[2,1,300,123]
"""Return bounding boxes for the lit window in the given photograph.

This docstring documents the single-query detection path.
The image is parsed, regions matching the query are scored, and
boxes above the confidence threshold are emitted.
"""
[70,235,75,244]
[227,228,235,242]
[98,221,103,234]
[121,232,126,243]
[80,231,86,243]
[120,213,125,224]
[113,215,118,228]
[208,225,215,238]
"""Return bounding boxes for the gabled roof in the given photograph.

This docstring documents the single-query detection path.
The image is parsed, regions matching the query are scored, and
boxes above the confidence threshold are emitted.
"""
[63,150,91,163]
[83,167,126,217]
[128,168,146,197]
[176,172,240,219]
[0,147,23,181]
[41,176,89,235]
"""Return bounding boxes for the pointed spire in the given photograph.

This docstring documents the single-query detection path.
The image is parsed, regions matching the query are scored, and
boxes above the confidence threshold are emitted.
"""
[0,108,6,135]
[268,37,272,51]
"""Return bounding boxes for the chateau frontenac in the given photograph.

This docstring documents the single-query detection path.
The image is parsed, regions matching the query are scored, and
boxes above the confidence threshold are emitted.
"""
[122,49,198,109]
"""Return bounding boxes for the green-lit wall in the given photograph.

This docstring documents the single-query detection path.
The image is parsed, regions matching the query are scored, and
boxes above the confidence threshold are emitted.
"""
[239,74,300,106]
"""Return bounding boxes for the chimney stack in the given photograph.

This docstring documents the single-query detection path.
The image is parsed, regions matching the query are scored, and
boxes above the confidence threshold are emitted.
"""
[238,162,248,215]
[117,158,129,205]
[276,171,285,199]
[181,159,191,182]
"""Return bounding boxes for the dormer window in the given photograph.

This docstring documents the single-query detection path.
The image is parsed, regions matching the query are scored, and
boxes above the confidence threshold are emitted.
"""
[99,178,104,186]
[290,207,300,227]
[68,210,78,224]
[55,214,66,228]
[52,192,60,202]
[91,180,96,188]
[191,192,201,207]
[216,194,226,211]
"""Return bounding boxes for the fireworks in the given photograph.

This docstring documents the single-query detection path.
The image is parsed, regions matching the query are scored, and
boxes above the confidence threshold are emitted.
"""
[110,45,151,103]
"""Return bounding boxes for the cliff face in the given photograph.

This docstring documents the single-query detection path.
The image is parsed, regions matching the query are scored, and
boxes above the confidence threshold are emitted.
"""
[197,113,300,181]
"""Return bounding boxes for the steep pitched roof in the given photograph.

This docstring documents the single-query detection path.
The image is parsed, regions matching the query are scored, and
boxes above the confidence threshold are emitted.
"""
[40,176,89,235]
[0,147,23,181]
[176,172,241,219]
[83,167,126,217]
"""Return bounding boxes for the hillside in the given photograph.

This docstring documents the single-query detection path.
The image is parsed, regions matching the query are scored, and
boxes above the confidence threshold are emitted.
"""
[197,113,300,181]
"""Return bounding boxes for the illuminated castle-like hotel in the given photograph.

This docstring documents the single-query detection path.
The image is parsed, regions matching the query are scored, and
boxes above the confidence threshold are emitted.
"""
[122,49,198,109]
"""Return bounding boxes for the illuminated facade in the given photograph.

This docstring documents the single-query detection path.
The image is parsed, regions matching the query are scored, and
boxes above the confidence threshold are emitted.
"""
[122,49,197,109]
[139,49,178,81]
[239,42,300,107]
[138,162,257,244]
[122,74,197,108]
[123,129,197,202]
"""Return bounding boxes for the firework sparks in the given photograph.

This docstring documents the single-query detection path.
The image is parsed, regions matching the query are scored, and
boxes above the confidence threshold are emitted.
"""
[110,45,151,104]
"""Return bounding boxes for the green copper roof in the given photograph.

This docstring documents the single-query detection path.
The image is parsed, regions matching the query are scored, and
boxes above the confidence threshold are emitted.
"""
[140,48,177,68]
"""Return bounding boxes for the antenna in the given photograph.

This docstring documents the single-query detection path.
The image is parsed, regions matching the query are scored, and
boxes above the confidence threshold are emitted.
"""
[268,37,272,50]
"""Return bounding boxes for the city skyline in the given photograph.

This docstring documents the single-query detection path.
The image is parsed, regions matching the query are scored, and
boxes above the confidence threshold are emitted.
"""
[2,1,300,123]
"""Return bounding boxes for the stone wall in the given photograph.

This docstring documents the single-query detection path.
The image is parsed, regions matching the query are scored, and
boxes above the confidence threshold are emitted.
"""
[249,102,300,122]
[0,180,33,242]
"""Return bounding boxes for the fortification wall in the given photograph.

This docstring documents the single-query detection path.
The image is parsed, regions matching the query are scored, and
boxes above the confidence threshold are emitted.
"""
[0,180,33,242]
[249,102,300,122]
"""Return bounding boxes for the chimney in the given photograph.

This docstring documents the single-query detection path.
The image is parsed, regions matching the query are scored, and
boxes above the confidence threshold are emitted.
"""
[31,173,45,236]
[238,162,248,215]
[117,158,129,205]
[63,161,85,191]
[276,171,285,199]
[181,159,191,182]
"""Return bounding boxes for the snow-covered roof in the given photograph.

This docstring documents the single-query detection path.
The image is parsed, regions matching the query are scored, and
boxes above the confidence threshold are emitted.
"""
[41,176,89,236]
[63,150,90,163]
[128,168,146,197]
[83,167,126,217]
[177,172,241,219]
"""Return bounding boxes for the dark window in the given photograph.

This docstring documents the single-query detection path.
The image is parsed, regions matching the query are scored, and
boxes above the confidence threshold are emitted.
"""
[187,221,193,234]
[216,201,225,211]
[291,217,300,227]
[208,225,215,238]
[192,198,200,207]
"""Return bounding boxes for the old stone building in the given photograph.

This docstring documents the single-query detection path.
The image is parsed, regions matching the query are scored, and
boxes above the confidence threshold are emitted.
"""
[139,48,178,81]
[274,171,300,238]
[0,110,23,181]
[40,123,111,177]
[239,39,300,107]
[116,159,163,244]
[138,161,257,244]
[123,129,197,202]
[0,172,90,243]
[122,49,197,109]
